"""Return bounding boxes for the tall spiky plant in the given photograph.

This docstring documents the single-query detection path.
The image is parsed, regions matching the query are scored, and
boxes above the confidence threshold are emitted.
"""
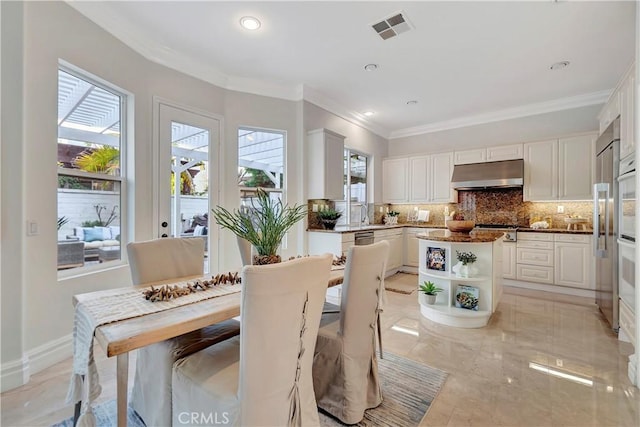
[211,189,307,264]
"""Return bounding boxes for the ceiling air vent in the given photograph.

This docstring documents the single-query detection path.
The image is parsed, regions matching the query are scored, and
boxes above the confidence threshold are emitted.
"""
[371,12,412,40]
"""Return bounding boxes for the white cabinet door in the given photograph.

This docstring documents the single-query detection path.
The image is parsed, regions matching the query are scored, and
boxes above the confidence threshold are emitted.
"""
[524,140,558,201]
[382,158,409,203]
[554,242,592,289]
[454,149,486,165]
[620,70,636,160]
[409,156,430,202]
[558,134,596,200]
[486,144,524,162]
[404,230,420,267]
[430,152,456,203]
[388,234,403,270]
[503,242,516,279]
[307,128,345,200]
[599,92,621,135]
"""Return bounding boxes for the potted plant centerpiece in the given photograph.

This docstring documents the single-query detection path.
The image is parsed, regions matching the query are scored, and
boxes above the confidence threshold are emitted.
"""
[454,250,477,278]
[211,188,307,265]
[317,208,342,230]
[419,281,443,305]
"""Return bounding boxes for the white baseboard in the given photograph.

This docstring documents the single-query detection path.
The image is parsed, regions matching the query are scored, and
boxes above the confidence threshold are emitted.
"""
[0,356,29,392]
[399,266,418,275]
[503,279,596,299]
[25,334,73,376]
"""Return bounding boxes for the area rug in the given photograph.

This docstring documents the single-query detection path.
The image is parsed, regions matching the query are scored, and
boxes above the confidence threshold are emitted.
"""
[52,353,447,427]
[385,280,417,294]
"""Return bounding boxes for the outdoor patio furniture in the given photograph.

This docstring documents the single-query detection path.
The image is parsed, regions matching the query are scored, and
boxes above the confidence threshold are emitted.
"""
[67,226,120,261]
[57,240,85,270]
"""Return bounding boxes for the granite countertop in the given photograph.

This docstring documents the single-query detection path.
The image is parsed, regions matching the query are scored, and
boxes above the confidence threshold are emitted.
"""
[416,229,505,243]
[307,224,446,233]
[307,224,592,235]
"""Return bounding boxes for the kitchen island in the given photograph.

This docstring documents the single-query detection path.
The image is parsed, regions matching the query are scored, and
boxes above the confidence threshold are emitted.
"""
[417,229,504,328]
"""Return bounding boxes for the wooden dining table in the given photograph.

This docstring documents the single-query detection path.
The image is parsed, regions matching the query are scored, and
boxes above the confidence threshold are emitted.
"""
[72,268,345,427]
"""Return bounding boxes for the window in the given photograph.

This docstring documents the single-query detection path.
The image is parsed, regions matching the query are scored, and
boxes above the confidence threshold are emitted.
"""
[57,67,126,272]
[337,149,369,226]
[237,127,285,205]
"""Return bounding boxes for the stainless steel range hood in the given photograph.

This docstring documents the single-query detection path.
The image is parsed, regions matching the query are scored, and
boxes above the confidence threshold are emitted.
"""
[451,159,524,190]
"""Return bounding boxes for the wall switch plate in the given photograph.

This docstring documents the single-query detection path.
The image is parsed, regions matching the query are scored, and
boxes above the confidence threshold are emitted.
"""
[557,206,564,213]
[312,204,318,212]
[27,221,38,236]
[379,206,383,213]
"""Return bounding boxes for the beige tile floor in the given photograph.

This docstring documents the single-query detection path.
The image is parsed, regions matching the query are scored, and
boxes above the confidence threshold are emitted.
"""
[2,273,639,426]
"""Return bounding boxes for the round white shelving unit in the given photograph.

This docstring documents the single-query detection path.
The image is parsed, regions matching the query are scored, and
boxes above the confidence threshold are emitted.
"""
[417,231,503,328]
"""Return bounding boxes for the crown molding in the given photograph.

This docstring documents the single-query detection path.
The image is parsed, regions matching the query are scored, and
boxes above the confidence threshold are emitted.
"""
[301,86,391,139]
[389,90,611,139]
[66,1,298,101]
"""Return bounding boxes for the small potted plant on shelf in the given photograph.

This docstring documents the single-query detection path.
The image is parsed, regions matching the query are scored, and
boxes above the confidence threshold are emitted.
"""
[455,250,477,278]
[419,281,443,305]
[385,210,400,225]
[316,208,342,230]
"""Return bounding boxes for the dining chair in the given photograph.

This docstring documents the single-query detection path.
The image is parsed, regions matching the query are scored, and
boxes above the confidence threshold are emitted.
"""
[127,237,241,427]
[312,240,389,424]
[172,253,333,426]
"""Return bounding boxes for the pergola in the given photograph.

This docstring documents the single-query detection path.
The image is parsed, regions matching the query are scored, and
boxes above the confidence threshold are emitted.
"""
[57,70,285,190]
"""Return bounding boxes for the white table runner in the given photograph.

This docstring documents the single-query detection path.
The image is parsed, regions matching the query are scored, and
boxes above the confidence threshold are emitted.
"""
[67,279,241,427]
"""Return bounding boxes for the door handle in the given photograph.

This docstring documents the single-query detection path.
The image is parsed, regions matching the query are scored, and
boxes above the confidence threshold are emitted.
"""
[593,183,609,258]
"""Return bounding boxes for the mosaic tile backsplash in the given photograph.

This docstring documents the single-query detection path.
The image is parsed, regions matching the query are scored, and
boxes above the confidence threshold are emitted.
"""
[389,188,594,229]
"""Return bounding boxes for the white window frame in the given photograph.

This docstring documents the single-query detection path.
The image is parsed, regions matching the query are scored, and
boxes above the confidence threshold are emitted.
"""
[342,148,369,226]
[57,62,131,278]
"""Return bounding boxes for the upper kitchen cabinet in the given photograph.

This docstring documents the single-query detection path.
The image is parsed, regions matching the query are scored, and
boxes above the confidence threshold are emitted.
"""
[524,139,558,201]
[409,156,429,202]
[382,157,409,203]
[619,63,636,160]
[524,134,596,201]
[430,152,456,203]
[486,144,524,162]
[454,144,523,165]
[454,148,486,165]
[598,92,621,136]
[558,134,596,200]
[307,128,345,200]
[383,152,455,204]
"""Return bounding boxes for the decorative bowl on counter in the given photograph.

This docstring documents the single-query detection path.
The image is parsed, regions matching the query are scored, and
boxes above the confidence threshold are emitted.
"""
[446,220,475,233]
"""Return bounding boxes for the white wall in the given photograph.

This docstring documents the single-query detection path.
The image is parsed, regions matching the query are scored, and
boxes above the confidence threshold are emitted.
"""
[1,1,26,391]
[388,105,601,156]
[0,1,387,389]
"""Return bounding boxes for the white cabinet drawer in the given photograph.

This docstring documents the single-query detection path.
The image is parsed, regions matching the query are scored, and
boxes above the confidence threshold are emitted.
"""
[517,264,554,284]
[554,234,590,244]
[517,232,554,241]
[517,248,554,266]
[517,240,554,250]
[619,299,636,346]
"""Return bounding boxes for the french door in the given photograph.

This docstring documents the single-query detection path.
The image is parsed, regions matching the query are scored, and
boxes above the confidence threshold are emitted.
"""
[156,100,220,273]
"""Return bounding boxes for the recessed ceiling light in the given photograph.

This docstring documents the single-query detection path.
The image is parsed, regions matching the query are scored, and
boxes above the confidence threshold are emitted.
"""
[364,63,379,72]
[406,100,418,105]
[550,61,570,70]
[363,111,375,117]
[240,16,261,30]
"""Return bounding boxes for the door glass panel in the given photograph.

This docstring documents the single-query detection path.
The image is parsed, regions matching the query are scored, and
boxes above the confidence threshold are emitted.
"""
[170,122,210,272]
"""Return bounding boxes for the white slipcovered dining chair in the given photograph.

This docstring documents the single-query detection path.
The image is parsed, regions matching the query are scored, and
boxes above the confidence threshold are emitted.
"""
[312,240,389,424]
[172,253,333,426]
[127,237,241,427]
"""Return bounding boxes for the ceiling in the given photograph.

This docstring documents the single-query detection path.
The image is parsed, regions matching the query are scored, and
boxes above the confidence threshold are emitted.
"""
[69,1,636,139]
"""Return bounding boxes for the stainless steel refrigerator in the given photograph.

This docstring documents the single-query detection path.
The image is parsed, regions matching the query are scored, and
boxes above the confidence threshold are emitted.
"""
[594,118,620,331]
